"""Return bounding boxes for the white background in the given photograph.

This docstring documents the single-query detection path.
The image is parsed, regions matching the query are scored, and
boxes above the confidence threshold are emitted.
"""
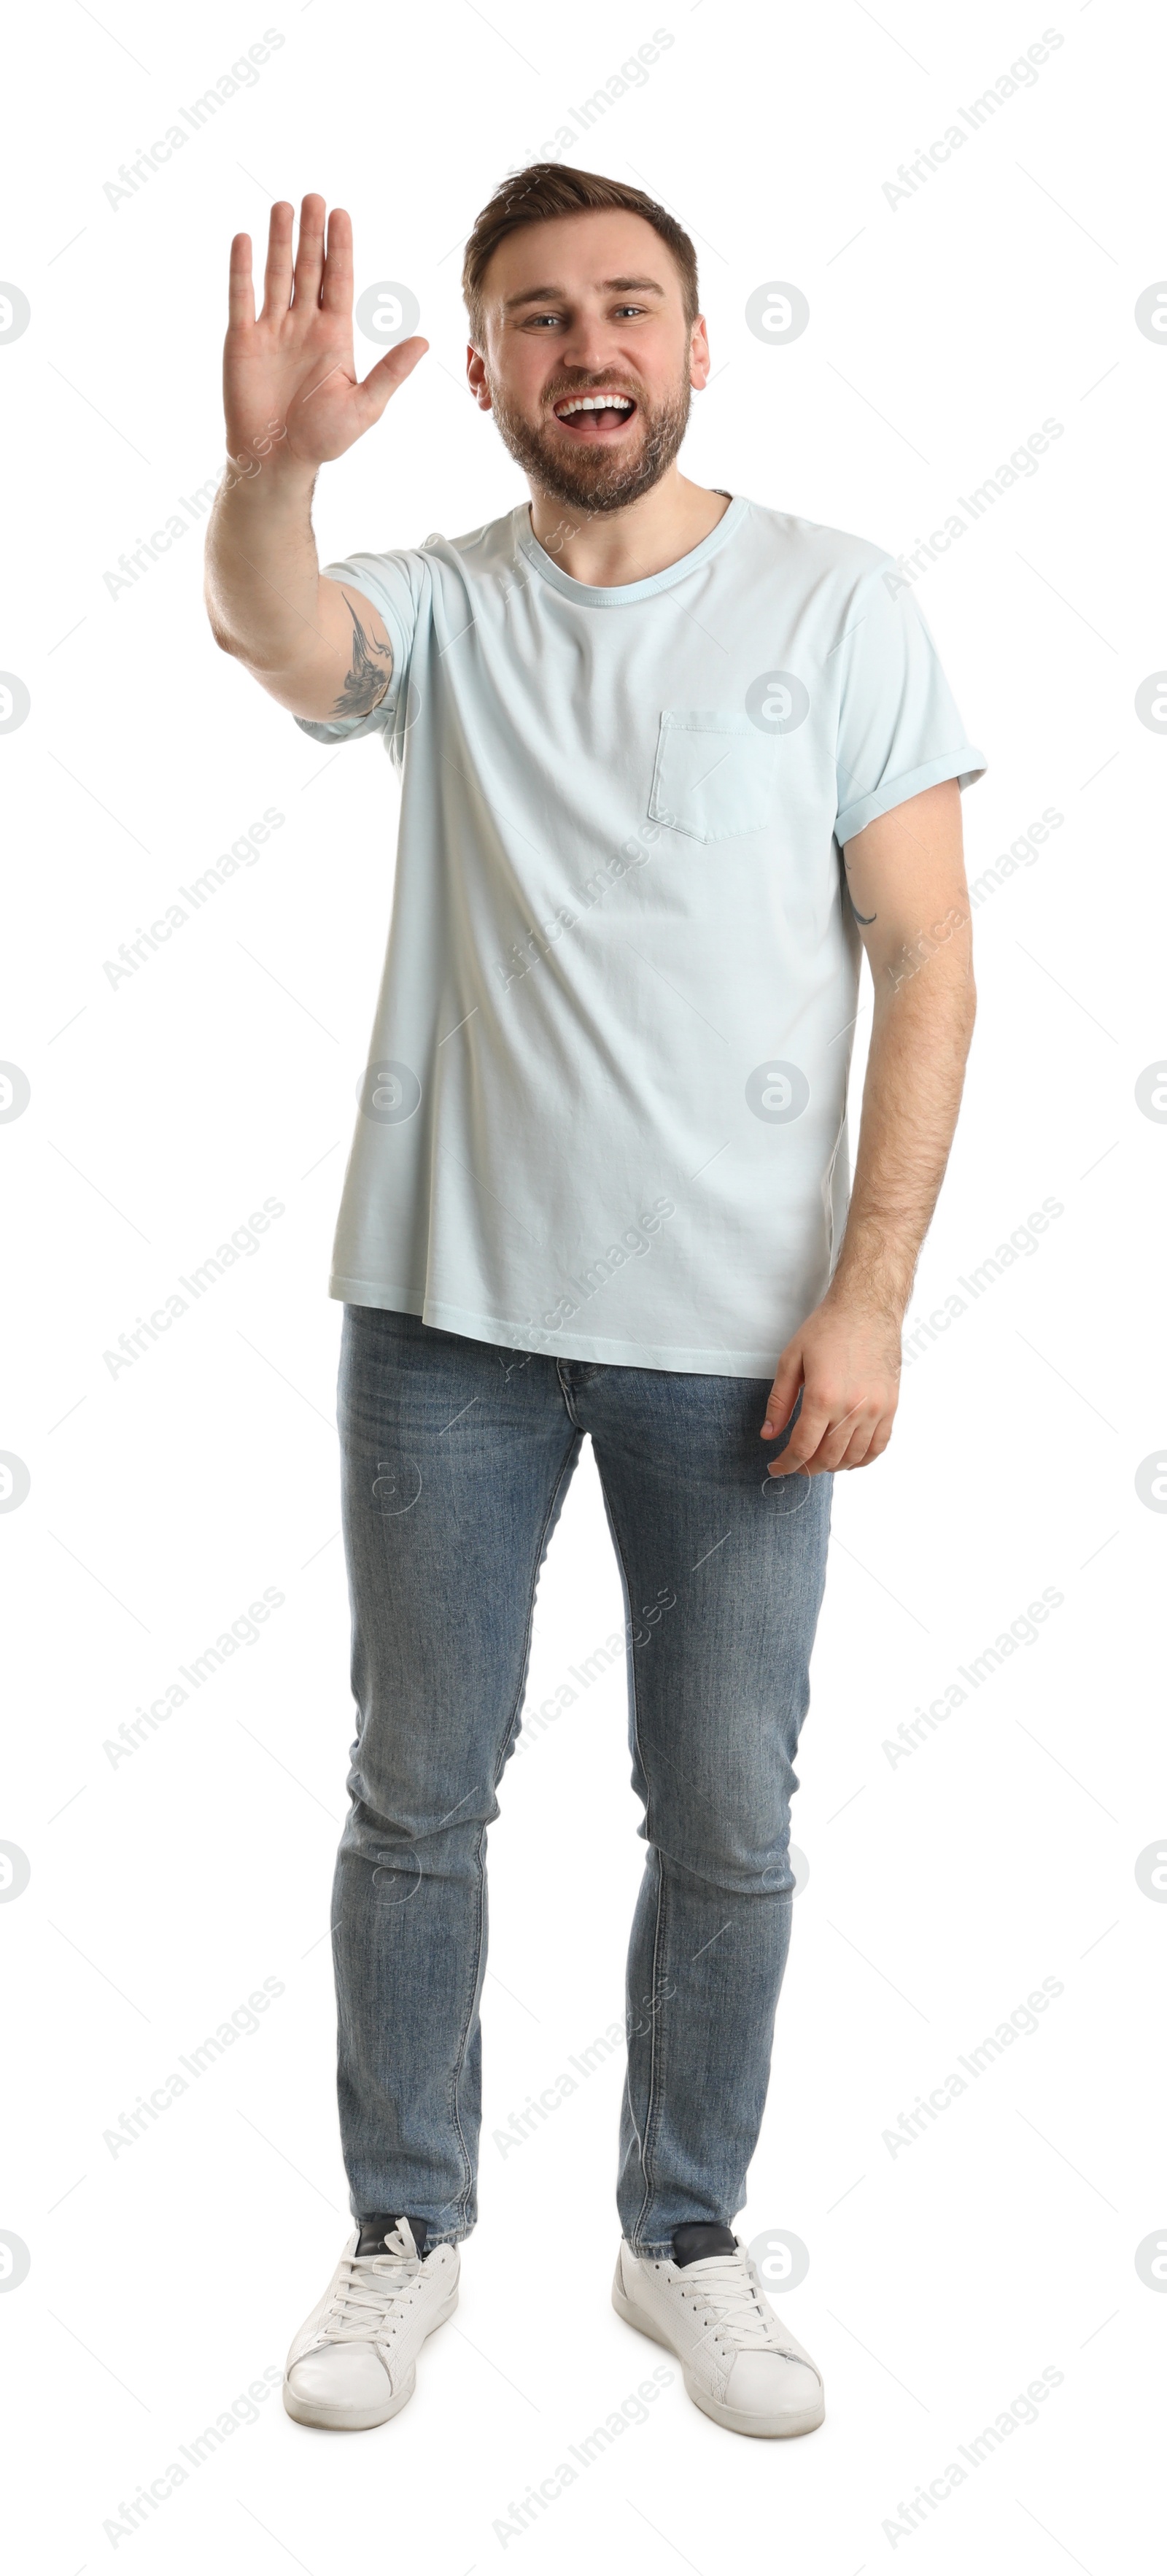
[3,1,1164,2569]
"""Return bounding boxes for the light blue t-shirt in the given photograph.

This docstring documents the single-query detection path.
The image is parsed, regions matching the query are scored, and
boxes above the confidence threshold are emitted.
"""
[296,495,985,1376]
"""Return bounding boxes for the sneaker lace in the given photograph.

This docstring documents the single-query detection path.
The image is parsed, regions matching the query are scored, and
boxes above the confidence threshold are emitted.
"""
[677,2251,799,2361]
[321,2223,424,2345]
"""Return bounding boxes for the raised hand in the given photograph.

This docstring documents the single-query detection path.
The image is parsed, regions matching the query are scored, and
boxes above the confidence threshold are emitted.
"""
[223,193,427,481]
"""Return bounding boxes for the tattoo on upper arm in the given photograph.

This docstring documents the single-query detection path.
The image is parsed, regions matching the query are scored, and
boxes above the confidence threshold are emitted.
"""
[332,593,393,719]
[842,851,876,926]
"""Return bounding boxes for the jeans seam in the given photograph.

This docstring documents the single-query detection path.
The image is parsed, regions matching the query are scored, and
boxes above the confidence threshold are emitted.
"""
[632,1859,667,2249]
[596,1464,667,2250]
[446,1426,582,2230]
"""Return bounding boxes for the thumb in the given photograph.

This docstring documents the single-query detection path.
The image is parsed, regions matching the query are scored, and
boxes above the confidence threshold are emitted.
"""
[761,1340,804,1438]
[353,334,429,428]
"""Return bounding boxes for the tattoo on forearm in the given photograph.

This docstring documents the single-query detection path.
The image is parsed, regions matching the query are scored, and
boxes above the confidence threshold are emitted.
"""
[332,593,393,719]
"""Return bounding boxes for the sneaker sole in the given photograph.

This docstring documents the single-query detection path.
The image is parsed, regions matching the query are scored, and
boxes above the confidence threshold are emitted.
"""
[611,2268,825,2439]
[282,2281,459,2431]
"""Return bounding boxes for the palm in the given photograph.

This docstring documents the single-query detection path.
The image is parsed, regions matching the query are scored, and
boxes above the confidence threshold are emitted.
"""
[225,195,426,473]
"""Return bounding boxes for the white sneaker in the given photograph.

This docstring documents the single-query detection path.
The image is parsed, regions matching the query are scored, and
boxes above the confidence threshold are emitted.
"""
[613,2230,825,2437]
[283,2217,459,2430]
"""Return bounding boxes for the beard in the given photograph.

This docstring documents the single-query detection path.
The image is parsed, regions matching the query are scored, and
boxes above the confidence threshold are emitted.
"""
[484,366,693,515]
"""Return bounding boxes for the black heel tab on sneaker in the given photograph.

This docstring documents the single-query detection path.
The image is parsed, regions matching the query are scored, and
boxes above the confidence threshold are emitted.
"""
[672,2222,736,2267]
[355,2214,429,2257]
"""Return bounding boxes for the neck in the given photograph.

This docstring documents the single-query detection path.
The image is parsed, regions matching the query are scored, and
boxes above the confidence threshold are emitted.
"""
[526,472,732,587]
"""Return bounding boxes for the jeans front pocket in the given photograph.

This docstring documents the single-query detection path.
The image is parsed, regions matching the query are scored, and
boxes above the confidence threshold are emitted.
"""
[648,708,778,845]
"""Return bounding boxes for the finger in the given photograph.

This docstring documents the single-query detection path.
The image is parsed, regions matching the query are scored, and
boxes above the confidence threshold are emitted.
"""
[260,200,295,320]
[834,1423,873,1469]
[320,205,353,316]
[767,1395,833,1472]
[292,191,327,309]
[813,1399,877,1471]
[761,1353,802,1438]
[829,1413,880,1470]
[839,1410,896,1469]
[352,336,430,428]
[228,232,255,328]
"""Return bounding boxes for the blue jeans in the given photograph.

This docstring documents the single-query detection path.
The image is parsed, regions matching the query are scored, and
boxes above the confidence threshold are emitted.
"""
[333,1304,833,2257]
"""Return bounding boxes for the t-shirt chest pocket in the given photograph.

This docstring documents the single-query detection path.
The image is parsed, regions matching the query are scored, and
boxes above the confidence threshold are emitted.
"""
[647,708,778,845]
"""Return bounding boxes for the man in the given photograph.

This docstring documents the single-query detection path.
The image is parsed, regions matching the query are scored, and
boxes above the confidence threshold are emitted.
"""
[204,165,984,2442]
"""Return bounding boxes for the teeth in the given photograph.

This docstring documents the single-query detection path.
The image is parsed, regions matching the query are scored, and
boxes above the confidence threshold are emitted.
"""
[555,395,635,417]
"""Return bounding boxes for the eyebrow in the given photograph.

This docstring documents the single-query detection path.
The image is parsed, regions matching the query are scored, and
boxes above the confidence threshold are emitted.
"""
[501,275,667,313]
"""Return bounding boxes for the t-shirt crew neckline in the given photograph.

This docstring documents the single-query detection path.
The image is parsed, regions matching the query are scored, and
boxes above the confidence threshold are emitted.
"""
[516,492,747,606]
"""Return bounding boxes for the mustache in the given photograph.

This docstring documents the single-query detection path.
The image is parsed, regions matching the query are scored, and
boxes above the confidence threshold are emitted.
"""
[543,382,643,407]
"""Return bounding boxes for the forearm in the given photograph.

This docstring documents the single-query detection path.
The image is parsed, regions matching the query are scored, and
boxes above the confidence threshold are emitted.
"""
[203,453,325,681]
[829,941,976,1317]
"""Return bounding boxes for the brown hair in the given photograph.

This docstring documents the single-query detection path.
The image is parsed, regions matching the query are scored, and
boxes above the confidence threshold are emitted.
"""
[461,163,699,352]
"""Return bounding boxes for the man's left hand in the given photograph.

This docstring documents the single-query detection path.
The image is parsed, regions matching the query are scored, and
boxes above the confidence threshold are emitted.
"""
[761,1292,903,1475]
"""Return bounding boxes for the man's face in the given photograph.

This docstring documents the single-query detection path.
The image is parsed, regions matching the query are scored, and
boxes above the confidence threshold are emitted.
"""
[468,209,708,516]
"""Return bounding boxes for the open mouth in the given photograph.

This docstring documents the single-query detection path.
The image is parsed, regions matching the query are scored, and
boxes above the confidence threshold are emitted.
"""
[550,392,639,438]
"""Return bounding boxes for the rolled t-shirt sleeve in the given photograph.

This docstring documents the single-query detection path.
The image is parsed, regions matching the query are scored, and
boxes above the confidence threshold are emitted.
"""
[831,563,987,846]
[293,547,427,744]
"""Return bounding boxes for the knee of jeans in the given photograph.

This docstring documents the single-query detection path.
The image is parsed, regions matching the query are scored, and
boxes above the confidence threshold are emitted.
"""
[343,1758,501,1865]
[663,1803,796,1897]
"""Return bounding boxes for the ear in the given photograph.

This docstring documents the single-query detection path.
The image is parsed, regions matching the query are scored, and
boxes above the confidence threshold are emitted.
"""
[466,342,493,411]
[689,314,711,393]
